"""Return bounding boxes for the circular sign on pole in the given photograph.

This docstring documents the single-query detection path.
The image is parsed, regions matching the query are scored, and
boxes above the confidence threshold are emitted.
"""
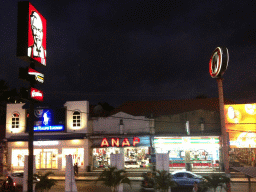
[209,47,229,78]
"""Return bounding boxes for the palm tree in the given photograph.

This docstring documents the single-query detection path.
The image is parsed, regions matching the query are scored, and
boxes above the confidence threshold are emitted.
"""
[201,174,231,192]
[96,166,131,192]
[34,171,58,192]
[154,170,177,192]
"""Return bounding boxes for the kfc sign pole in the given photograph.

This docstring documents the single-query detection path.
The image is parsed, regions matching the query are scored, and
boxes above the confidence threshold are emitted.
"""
[209,47,230,192]
[17,2,46,191]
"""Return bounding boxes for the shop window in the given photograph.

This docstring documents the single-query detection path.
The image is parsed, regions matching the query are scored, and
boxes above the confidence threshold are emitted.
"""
[73,111,81,127]
[12,112,20,128]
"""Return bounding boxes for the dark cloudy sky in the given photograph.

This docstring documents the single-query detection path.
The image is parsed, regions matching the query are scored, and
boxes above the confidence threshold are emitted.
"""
[1,0,256,107]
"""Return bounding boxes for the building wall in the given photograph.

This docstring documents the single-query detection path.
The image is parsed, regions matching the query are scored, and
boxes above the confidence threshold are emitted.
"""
[6,103,27,138]
[64,100,89,133]
[155,109,221,135]
[93,112,151,134]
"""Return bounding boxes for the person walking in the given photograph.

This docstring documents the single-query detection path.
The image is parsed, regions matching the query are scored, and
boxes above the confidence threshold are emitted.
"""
[74,163,78,176]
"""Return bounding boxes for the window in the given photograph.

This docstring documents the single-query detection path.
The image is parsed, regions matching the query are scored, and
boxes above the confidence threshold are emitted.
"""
[12,112,20,128]
[174,173,185,178]
[73,111,81,127]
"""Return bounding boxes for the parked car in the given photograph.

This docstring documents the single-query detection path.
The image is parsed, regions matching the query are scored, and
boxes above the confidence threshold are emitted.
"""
[171,170,206,191]
[3,171,40,187]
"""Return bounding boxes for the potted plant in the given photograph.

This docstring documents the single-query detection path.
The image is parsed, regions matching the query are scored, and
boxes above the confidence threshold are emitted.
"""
[201,174,231,192]
[34,171,58,192]
[154,170,177,192]
[96,166,131,192]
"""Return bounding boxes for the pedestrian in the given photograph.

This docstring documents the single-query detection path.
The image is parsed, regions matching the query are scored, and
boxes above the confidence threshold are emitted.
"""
[74,163,78,176]
[193,181,198,192]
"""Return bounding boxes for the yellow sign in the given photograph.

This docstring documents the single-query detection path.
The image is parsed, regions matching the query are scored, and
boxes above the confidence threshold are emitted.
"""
[224,103,256,132]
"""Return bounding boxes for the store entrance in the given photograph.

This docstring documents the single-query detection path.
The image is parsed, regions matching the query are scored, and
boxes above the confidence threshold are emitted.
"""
[40,151,52,169]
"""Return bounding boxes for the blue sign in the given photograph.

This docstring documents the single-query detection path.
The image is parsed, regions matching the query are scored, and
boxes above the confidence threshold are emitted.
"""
[34,125,64,132]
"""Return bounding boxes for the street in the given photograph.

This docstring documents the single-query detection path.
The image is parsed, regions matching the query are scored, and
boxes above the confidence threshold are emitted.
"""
[48,181,256,192]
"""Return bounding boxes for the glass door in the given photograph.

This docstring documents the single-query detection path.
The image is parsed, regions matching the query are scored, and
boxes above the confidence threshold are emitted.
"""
[40,151,52,169]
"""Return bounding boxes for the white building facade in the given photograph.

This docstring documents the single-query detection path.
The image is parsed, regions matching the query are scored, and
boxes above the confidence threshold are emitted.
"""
[91,112,153,169]
[5,101,92,174]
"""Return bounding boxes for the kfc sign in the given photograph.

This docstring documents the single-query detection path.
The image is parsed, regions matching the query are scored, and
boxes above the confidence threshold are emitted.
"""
[17,2,47,66]
[101,137,140,147]
[28,67,44,83]
[30,87,43,102]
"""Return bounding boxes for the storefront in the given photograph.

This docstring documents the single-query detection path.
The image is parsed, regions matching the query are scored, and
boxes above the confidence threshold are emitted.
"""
[154,136,220,168]
[91,136,151,169]
[8,139,89,173]
[225,103,256,167]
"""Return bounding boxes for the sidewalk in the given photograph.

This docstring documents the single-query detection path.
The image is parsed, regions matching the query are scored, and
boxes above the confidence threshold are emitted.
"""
[47,175,256,183]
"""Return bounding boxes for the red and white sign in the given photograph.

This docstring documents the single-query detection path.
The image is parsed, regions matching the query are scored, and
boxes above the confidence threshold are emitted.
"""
[101,137,140,147]
[17,2,47,66]
[28,67,44,83]
[209,47,229,78]
[30,88,43,102]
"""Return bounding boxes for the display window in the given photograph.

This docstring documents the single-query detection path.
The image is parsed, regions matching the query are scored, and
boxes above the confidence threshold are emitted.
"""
[93,147,149,169]
[12,149,28,167]
[35,149,58,169]
[154,137,220,168]
[12,149,58,169]
[62,148,84,168]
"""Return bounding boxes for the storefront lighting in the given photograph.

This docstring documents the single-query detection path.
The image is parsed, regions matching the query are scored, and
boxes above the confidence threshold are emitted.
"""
[15,141,25,146]
[72,139,81,144]
[33,141,59,146]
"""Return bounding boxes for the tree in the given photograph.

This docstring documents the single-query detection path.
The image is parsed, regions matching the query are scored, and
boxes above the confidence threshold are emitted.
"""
[96,166,131,192]
[34,171,58,192]
[154,170,177,192]
[201,174,231,192]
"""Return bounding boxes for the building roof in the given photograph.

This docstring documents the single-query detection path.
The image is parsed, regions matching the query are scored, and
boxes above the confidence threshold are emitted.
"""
[111,98,236,117]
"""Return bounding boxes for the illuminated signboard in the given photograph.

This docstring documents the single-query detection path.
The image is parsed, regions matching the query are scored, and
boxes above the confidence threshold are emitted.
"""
[32,108,65,132]
[224,103,256,132]
[28,67,44,83]
[101,137,140,147]
[17,1,47,66]
[30,87,43,102]
[34,125,64,132]
[209,47,229,78]
[229,132,256,148]
[154,137,219,145]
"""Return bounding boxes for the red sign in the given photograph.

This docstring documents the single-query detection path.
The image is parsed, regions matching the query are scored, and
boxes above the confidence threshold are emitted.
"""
[101,137,140,147]
[17,2,47,66]
[28,67,44,83]
[209,47,229,78]
[30,88,43,102]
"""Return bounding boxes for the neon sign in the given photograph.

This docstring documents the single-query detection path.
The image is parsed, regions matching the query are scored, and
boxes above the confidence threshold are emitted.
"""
[34,125,64,132]
[101,137,140,147]
[30,87,43,102]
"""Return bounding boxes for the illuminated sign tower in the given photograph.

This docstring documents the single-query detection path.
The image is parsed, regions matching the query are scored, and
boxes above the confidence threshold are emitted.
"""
[16,2,47,191]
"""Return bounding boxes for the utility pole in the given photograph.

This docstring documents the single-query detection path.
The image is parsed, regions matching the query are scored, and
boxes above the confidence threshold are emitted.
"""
[209,46,230,192]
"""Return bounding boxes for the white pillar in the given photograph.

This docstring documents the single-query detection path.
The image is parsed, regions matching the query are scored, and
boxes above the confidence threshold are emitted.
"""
[65,155,77,192]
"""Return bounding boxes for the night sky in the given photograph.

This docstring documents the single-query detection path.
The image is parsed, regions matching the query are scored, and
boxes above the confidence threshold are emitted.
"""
[1,0,256,107]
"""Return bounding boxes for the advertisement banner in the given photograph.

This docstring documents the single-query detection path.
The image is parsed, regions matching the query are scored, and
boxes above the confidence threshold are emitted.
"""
[30,87,43,102]
[17,2,47,66]
[224,103,256,132]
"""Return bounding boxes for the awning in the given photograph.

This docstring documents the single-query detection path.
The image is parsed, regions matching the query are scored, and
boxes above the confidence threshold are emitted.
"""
[231,167,256,178]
